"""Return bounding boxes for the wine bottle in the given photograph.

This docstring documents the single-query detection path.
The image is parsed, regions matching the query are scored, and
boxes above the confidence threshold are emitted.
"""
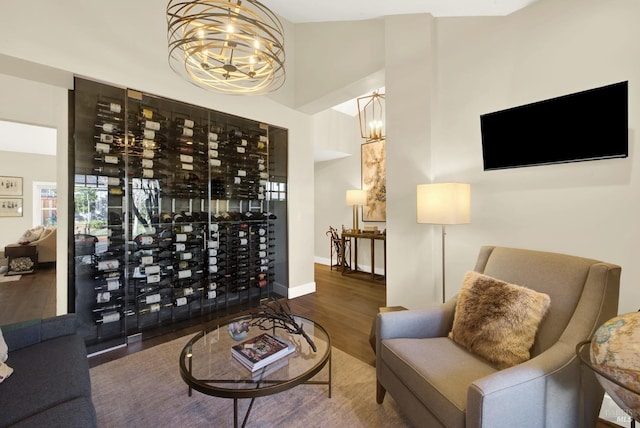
[94,311,121,324]
[97,101,123,115]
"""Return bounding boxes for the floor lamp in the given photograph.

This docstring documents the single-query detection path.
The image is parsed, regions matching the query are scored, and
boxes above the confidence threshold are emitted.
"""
[416,183,471,303]
[346,189,367,233]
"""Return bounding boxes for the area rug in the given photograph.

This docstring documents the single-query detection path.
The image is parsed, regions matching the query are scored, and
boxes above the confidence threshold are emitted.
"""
[90,335,413,427]
[0,270,21,283]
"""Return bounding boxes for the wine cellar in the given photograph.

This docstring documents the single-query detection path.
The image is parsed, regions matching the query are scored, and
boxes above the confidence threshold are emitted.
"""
[71,78,288,354]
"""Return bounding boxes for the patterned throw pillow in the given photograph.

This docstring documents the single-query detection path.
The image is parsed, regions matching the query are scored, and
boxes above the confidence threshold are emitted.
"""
[449,271,551,369]
[17,226,45,245]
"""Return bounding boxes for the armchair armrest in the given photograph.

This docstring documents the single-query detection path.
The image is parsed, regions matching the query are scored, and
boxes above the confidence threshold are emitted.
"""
[466,341,578,428]
[1,314,78,352]
[377,299,456,343]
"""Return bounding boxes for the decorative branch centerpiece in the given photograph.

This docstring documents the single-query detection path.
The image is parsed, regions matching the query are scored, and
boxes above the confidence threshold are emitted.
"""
[249,298,317,352]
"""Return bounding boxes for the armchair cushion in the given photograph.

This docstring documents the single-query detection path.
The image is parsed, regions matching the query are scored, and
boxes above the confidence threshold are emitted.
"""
[449,271,551,369]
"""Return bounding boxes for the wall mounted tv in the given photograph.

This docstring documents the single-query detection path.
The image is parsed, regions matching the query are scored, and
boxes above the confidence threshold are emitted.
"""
[480,81,628,171]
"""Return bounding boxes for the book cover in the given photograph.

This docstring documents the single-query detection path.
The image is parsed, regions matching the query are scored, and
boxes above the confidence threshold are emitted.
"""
[231,333,294,371]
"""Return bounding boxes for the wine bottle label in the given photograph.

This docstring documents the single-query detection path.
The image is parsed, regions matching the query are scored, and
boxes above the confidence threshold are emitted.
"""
[175,297,188,306]
[259,135,268,142]
[95,142,111,154]
[259,243,267,250]
[98,260,120,271]
[141,159,153,169]
[182,127,194,137]
[145,265,160,275]
[209,256,217,265]
[209,141,218,150]
[142,108,153,119]
[149,303,161,313]
[259,251,267,258]
[258,164,266,171]
[180,154,194,163]
[181,163,194,171]
[180,252,193,260]
[147,273,161,284]
[175,233,187,242]
[144,129,156,140]
[210,223,219,232]
[145,120,160,131]
[259,228,266,236]
[102,312,121,323]
[237,170,246,177]
[182,225,193,233]
[234,177,241,184]
[99,133,113,143]
[238,231,246,237]
[142,149,155,159]
[240,139,248,146]
[237,147,246,153]
[142,169,154,178]
[209,159,222,167]
[178,269,191,279]
[207,290,217,299]
[106,278,120,291]
[175,243,186,251]
[140,255,153,265]
[257,142,266,149]
[209,150,218,158]
[208,240,218,249]
[146,294,161,304]
[259,236,266,243]
[104,155,118,164]
[240,238,248,245]
[108,103,122,114]
[261,258,269,265]
[102,123,115,133]
[209,249,217,257]
[210,265,218,273]
[141,139,156,150]
[140,236,154,246]
[260,172,269,179]
[97,292,111,303]
[184,287,194,296]
[259,180,268,186]
[209,132,218,142]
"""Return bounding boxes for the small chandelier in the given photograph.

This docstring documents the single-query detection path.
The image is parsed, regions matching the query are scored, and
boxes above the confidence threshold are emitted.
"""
[357,91,385,142]
[167,0,286,95]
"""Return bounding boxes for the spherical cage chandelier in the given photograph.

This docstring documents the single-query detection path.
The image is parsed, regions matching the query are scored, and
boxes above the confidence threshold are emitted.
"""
[167,0,286,95]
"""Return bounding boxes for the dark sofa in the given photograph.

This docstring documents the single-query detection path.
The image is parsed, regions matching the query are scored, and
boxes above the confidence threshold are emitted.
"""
[0,314,97,428]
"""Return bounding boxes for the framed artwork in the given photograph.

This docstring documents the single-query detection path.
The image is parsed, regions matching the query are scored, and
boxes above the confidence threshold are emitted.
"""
[0,198,23,217]
[0,176,23,196]
[361,140,386,222]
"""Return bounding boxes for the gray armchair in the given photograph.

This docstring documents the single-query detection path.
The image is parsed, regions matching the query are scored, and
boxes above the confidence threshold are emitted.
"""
[376,246,621,428]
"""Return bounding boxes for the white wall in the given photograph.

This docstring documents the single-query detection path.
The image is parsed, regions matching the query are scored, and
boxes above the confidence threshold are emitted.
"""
[0,150,57,245]
[426,0,640,314]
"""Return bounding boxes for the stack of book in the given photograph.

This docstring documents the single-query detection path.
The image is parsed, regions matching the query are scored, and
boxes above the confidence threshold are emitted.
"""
[231,332,295,372]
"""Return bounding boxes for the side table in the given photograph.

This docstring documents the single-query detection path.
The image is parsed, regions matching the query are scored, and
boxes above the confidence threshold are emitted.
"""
[4,244,38,275]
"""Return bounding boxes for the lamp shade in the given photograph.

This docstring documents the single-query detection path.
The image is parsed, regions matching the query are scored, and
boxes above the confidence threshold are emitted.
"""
[417,183,471,225]
[346,189,367,206]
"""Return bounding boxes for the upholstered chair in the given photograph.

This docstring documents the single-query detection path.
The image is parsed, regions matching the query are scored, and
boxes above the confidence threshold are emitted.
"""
[376,246,621,428]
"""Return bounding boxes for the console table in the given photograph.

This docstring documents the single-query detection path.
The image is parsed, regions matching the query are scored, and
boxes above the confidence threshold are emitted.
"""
[340,232,386,283]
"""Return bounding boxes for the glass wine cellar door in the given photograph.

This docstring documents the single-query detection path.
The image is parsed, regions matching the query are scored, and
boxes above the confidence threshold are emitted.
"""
[71,78,288,355]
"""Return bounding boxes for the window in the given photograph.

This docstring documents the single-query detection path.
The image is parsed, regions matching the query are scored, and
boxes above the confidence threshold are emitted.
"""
[33,182,57,226]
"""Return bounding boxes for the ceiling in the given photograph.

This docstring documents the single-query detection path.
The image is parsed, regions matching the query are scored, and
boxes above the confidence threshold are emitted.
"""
[260,0,539,23]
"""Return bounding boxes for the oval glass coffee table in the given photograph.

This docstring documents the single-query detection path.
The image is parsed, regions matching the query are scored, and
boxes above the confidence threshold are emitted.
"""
[179,314,332,428]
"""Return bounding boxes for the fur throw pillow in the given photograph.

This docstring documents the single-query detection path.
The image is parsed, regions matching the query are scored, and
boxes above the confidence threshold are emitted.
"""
[449,271,551,369]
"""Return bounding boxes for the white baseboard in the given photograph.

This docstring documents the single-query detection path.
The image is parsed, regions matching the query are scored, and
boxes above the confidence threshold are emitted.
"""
[287,281,316,299]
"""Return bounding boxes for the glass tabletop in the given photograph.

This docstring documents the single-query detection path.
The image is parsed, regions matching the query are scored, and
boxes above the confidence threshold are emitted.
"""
[179,314,331,399]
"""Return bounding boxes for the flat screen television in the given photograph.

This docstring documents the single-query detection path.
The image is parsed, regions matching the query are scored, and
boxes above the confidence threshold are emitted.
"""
[480,81,628,170]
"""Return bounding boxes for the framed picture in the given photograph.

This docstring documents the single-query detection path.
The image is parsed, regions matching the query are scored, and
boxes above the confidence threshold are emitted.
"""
[0,198,23,217]
[0,176,23,196]
[361,140,386,222]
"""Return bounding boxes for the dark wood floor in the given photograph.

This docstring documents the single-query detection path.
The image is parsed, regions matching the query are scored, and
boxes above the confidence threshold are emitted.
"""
[0,263,57,325]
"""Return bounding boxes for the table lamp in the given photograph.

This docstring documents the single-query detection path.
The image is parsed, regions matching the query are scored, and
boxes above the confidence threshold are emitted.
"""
[346,189,367,233]
[417,183,471,303]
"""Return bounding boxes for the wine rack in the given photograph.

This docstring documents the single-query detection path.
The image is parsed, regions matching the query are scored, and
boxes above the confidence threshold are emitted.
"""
[71,77,287,354]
